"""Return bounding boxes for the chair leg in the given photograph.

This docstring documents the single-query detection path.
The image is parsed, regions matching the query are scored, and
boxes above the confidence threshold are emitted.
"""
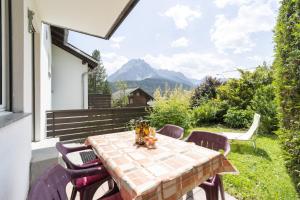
[108,179,114,189]
[200,184,219,200]
[80,181,103,200]
[70,187,77,200]
[218,176,225,200]
[252,139,256,149]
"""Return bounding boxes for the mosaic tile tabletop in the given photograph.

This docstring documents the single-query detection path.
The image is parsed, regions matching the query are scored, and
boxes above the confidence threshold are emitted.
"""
[86,131,237,200]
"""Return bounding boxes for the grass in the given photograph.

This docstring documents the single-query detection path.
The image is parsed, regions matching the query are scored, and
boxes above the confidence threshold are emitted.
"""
[189,125,299,200]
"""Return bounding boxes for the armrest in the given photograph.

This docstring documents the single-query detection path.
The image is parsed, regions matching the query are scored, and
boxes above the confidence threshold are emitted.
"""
[77,160,102,169]
[69,166,108,179]
[63,145,92,153]
[202,176,217,187]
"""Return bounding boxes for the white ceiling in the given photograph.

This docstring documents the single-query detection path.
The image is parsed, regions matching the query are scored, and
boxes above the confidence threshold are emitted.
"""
[34,0,137,39]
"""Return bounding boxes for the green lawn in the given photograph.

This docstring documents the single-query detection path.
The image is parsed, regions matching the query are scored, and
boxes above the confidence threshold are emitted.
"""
[189,125,298,200]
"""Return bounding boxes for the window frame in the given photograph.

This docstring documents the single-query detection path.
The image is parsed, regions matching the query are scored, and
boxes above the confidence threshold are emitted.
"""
[0,0,10,111]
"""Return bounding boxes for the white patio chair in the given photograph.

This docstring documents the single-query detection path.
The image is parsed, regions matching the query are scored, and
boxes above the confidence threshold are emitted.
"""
[219,113,261,148]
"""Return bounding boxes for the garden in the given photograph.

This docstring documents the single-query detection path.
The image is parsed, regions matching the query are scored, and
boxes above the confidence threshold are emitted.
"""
[147,63,298,199]
[146,1,300,199]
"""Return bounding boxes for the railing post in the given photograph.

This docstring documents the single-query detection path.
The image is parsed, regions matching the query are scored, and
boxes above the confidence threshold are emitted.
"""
[52,112,55,137]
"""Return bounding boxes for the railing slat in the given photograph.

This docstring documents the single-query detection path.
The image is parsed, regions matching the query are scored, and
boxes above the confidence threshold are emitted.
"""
[46,107,148,142]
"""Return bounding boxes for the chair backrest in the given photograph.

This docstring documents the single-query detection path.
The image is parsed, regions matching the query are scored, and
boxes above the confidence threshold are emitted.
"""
[241,113,261,140]
[28,165,71,200]
[157,124,184,139]
[56,142,81,170]
[186,131,230,156]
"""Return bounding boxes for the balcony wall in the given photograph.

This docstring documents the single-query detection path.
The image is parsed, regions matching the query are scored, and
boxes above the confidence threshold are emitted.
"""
[0,114,32,200]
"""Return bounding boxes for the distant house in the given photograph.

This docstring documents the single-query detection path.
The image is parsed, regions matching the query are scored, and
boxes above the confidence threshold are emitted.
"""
[51,26,98,110]
[112,88,154,107]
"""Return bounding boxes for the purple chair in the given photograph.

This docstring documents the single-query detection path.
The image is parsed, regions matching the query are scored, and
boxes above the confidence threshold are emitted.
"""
[56,142,101,170]
[28,164,112,200]
[186,131,230,200]
[98,184,122,200]
[56,142,113,200]
[157,124,184,139]
[99,193,123,200]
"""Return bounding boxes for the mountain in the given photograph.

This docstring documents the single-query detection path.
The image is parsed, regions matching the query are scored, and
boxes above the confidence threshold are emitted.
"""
[157,69,194,86]
[110,78,192,96]
[108,59,198,87]
[108,59,159,82]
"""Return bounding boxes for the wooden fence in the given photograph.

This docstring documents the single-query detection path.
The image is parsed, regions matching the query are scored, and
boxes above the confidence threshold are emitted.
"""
[46,107,148,142]
[88,94,111,109]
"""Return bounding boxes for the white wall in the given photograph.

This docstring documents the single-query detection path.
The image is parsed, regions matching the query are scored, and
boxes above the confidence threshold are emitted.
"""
[0,0,41,199]
[51,45,88,110]
[34,24,52,141]
[0,115,32,200]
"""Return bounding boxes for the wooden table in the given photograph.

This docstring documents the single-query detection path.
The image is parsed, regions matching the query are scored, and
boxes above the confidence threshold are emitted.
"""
[86,131,237,200]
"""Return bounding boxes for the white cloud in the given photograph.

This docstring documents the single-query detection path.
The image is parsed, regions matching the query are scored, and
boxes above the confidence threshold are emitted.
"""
[110,36,125,49]
[211,1,276,54]
[143,52,234,79]
[171,37,189,48]
[247,55,274,65]
[111,36,125,43]
[164,5,201,29]
[214,0,280,8]
[214,0,252,8]
[101,52,128,75]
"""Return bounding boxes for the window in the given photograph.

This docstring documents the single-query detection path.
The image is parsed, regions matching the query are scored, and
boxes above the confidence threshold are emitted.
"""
[129,98,133,104]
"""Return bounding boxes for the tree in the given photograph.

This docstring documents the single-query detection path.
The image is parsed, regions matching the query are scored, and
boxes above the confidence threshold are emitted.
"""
[88,49,111,94]
[190,76,223,108]
[273,0,300,191]
[218,65,273,109]
[112,81,128,107]
[215,65,278,131]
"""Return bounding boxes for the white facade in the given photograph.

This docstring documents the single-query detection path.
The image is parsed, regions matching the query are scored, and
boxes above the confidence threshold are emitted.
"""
[0,0,137,199]
[51,45,89,110]
[0,0,36,198]
[0,115,32,200]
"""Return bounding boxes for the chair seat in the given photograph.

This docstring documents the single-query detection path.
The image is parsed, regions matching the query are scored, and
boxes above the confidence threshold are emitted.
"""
[75,170,109,188]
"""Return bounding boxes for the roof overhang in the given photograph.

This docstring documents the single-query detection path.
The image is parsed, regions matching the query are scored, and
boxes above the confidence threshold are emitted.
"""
[34,0,139,39]
[51,26,99,69]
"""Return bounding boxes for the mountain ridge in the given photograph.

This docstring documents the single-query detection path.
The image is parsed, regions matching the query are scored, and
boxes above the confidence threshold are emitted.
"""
[110,78,192,96]
[108,58,198,87]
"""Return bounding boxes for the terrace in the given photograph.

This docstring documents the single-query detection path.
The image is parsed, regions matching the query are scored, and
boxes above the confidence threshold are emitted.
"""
[0,0,299,200]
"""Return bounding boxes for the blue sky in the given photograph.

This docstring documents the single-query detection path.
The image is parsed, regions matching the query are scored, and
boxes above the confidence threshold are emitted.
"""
[68,0,279,79]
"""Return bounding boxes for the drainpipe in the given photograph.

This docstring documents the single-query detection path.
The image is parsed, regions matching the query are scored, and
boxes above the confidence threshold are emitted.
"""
[82,72,88,109]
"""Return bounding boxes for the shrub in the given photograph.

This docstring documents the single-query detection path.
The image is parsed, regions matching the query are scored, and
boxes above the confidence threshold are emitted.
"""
[273,0,300,191]
[277,129,300,190]
[218,65,273,110]
[192,99,228,125]
[251,85,278,134]
[148,87,192,131]
[224,108,254,128]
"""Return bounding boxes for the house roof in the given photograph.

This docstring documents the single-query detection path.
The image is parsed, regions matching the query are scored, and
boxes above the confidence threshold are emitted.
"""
[51,26,99,69]
[35,0,139,39]
[112,88,154,100]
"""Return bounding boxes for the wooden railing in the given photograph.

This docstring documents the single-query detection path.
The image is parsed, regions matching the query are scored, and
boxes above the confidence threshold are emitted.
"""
[88,94,112,109]
[46,107,148,142]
